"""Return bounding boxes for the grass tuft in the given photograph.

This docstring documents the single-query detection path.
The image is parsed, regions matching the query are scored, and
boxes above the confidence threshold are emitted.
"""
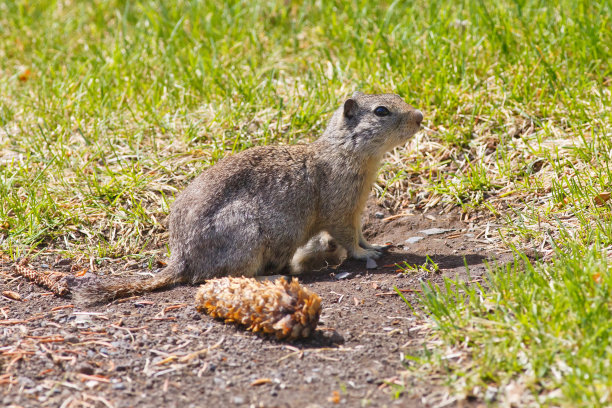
[410,246,612,406]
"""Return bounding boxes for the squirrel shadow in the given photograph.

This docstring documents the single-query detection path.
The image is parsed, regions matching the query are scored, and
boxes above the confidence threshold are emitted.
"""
[297,247,508,285]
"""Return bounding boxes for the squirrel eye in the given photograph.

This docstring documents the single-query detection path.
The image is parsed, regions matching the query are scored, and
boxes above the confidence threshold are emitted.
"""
[374,106,390,117]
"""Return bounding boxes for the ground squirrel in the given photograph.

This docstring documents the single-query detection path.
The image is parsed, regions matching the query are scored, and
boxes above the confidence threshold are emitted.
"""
[77,92,423,304]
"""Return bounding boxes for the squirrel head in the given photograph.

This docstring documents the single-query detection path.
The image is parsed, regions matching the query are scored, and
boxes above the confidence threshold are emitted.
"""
[321,92,423,158]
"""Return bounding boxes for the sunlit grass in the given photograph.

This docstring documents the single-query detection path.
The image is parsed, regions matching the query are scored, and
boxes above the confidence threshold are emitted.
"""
[409,245,612,406]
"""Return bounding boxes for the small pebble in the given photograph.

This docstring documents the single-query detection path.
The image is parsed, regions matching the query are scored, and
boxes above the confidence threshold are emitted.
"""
[374,212,384,219]
[334,271,352,280]
[54,258,72,267]
[366,258,377,269]
[405,236,424,244]
[419,228,453,236]
[74,315,93,324]
[112,382,126,390]
[76,363,95,375]
[18,377,35,387]
[485,386,498,402]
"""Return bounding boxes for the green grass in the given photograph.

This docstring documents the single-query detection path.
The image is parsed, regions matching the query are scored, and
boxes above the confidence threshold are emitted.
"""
[410,245,612,406]
[1,0,611,406]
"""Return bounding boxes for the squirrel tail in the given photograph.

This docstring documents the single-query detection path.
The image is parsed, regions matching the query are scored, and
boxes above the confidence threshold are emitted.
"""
[74,263,187,305]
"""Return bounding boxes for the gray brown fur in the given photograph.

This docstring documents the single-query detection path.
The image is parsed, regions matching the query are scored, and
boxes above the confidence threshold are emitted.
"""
[76,92,423,304]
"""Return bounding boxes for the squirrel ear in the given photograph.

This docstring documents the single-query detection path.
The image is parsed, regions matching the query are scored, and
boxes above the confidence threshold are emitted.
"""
[343,98,358,118]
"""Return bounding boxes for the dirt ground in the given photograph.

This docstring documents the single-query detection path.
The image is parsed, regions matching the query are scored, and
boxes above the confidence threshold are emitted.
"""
[1,202,510,408]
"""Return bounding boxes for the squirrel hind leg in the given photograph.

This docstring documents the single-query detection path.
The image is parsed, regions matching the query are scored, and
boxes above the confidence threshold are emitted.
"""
[290,232,347,275]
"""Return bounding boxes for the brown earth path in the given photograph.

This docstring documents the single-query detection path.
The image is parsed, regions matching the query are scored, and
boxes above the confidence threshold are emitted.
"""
[1,203,508,408]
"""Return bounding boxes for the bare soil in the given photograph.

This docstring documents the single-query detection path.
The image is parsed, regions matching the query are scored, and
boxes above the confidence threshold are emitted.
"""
[1,203,509,408]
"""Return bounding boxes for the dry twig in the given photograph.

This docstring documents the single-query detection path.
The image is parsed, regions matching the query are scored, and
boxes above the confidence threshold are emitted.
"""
[375,288,422,297]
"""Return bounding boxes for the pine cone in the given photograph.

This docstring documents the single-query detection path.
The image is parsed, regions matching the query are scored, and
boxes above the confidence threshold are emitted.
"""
[13,260,69,296]
[195,277,321,340]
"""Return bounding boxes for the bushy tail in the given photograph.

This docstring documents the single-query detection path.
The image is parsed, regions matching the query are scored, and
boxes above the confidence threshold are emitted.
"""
[74,264,187,305]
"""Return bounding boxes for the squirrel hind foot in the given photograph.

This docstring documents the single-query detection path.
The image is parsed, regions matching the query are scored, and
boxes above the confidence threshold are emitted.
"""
[290,232,347,275]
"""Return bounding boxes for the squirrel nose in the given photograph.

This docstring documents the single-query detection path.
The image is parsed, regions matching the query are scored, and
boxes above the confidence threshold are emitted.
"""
[413,110,423,126]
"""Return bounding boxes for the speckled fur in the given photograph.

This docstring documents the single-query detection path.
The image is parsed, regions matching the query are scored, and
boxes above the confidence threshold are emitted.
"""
[76,92,423,304]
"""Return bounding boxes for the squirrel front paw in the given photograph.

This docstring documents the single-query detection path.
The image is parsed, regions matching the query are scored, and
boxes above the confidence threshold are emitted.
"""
[360,242,392,251]
[351,247,382,260]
